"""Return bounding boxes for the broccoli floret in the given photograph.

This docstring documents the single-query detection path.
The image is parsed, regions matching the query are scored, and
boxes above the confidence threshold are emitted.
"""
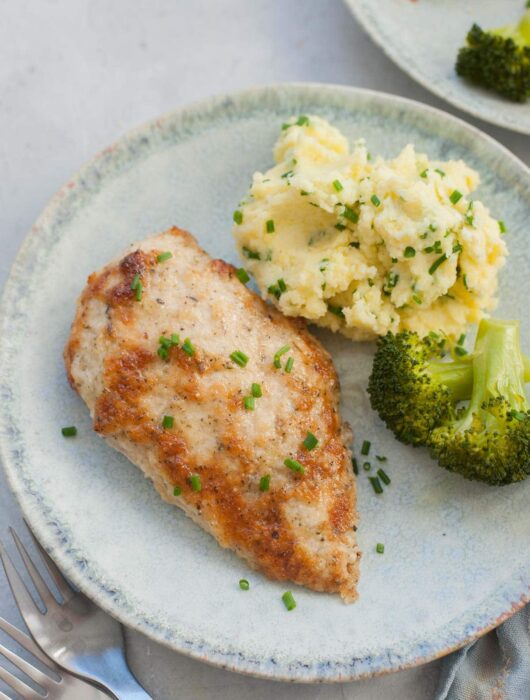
[428,319,529,485]
[455,7,530,102]
[368,324,530,451]
[367,331,475,446]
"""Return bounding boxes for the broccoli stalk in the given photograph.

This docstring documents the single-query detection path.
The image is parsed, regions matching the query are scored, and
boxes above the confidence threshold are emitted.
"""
[429,319,529,485]
[455,7,530,102]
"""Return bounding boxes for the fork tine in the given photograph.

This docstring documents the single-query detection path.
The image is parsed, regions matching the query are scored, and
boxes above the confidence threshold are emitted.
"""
[24,526,74,603]
[0,617,52,668]
[9,529,60,613]
[0,539,42,621]
[0,639,57,692]
[0,661,44,700]
[0,689,12,700]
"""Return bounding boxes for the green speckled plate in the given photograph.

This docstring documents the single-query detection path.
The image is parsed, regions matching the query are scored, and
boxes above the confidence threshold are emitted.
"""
[0,84,528,682]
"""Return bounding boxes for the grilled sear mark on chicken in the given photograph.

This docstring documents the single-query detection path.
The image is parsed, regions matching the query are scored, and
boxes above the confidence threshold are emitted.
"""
[65,227,360,601]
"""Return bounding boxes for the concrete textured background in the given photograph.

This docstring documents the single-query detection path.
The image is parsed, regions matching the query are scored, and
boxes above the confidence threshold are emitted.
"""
[0,1,528,698]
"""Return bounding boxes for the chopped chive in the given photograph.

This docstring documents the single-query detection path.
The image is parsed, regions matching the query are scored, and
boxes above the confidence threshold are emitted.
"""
[412,294,422,305]
[350,241,360,248]
[498,220,507,234]
[449,190,463,205]
[376,543,385,554]
[230,350,249,367]
[277,278,287,293]
[377,468,391,485]
[511,410,527,421]
[182,338,194,356]
[300,190,310,196]
[303,431,319,451]
[343,206,359,224]
[376,455,387,462]
[284,356,294,373]
[131,273,141,290]
[454,346,468,357]
[404,246,416,258]
[452,243,463,254]
[259,474,271,491]
[370,194,381,207]
[463,274,469,290]
[233,210,243,225]
[335,223,347,231]
[429,254,447,275]
[273,357,282,369]
[242,247,260,260]
[332,179,344,192]
[457,333,466,346]
[244,395,255,410]
[434,168,446,177]
[363,462,371,471]
[281,170,294,179]
[361,440,371,456]
[281,122,290,130]
[274,345,291,360]
[189,474,202,492]
[158,333,179,361]
[173,485,182,496]
[282,591,297,611]
[156,251,173,263]
[268,283,281,300]
[369,476,383,494]
[61,426,77,437]
[328,304,345,319]
[352,458,359,475]
[134,282,143,301]
[162,415,174,429]
[424,240,442,254]
[235,267,250,284]
[296,115,309,126]
[420,169,428,178]
[383,272,399,293]
[251,383,262,398]
[239,579,250,590]
[284,458,305,474]
[266,219,275,233]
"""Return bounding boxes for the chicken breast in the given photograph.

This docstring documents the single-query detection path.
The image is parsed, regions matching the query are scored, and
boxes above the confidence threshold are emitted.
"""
[65,227,361,601]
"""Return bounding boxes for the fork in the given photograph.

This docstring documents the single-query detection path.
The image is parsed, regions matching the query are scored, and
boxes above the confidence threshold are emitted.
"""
[0,527,152,700]
[0,614,110,699]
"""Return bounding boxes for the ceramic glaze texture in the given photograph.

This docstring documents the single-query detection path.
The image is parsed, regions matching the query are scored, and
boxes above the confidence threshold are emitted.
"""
[346,0,530,135]
[0,85,529,682]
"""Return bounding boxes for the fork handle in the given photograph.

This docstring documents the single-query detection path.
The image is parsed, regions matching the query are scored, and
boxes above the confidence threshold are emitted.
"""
[70,647,153,700]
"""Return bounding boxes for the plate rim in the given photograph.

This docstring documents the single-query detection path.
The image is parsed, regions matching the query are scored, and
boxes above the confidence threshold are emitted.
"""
[0,82,529,683]
[344,0,530,136]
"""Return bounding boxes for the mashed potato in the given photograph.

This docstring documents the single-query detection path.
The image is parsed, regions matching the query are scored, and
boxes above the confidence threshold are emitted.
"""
[232,115,507,341]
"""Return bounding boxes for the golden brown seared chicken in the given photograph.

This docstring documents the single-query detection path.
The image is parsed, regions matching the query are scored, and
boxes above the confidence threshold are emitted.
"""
[65,227,361,601]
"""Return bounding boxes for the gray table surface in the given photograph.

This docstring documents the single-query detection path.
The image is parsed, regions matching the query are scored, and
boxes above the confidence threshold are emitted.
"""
[0,1,528,698]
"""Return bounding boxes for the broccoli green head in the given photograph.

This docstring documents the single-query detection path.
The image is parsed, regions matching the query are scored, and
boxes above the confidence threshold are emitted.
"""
[428,319,530,485]
[455,7,530,102]
[367,330,473,446]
